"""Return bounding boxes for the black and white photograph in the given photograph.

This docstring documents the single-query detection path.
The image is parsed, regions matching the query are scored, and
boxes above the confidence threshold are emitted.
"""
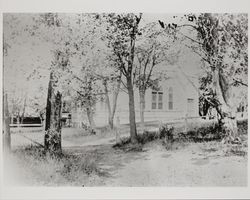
[0,0,249,199]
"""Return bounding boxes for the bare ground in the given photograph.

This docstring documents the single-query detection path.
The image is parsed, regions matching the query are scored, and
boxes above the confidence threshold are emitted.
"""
[6,129,248,186]
[64,141,247,186]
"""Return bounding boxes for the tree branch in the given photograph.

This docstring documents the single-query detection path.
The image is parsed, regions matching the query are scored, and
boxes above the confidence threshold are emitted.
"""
[179,31,203,45]
[177,24,199,31]
[117,53,128,75]
[120,79,128,90]
[184,44,211,65]
[233,78,248,87]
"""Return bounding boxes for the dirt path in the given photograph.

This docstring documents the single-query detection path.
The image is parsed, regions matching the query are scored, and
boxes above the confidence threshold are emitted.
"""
[104,145,247,186]
[69,141,246,187]
[11,128,131,149]
[10,127,247,187]
[11,131,122,149]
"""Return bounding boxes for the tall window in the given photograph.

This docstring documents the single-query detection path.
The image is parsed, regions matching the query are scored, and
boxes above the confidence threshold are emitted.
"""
[158,92,163,109]
[152,91,157,109]
[168,87,173,110]
[187,98,194,116]
[152,90,163,110]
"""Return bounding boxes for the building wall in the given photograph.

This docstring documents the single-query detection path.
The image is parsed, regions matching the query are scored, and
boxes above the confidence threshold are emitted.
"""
[71,73,199,127]
[112,77,188,125]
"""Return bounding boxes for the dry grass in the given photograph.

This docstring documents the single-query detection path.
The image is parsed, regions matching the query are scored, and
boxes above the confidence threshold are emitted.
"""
[113,119,248,155]
[10,145,105,186]
[7,119,247,186]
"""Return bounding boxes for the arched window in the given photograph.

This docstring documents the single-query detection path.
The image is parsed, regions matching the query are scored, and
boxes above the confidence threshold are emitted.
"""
[168,87,173,110]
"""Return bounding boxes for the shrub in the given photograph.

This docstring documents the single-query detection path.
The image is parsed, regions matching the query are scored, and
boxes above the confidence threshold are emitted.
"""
[113,124,175,150]
[112,130,159,151]
[237,119,248,135]
[137,130,159,144]
[112,137,131,148]
[159,124,174,141]
[178,123,225,142]
[159,124,175,150]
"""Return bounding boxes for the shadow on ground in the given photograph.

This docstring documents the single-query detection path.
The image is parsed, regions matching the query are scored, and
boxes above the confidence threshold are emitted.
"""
[63,143,149,181]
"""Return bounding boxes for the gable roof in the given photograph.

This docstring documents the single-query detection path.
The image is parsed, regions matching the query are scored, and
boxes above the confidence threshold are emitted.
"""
[153,63,199,95]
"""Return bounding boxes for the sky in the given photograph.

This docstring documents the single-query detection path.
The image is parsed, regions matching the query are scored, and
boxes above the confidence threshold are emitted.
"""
[3,13,203,105]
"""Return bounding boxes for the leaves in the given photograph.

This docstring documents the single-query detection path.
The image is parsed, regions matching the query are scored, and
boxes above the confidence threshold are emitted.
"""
[4,13,247,121]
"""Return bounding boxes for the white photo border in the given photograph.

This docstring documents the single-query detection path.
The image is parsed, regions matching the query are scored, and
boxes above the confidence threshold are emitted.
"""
[0,0,249,199]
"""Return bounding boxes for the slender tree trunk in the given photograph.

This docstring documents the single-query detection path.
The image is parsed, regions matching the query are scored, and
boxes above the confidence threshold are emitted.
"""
[104,77,121,129]
[103,79,112,128]
[127,76,138,144]
[86,105,96,133]
[3,93,11,153]
[123,14,141,144]
[139,89,146,131]
[110,78,121,129]
[10,114,14,124]
[21,94,27,124]
[44,72,62,153]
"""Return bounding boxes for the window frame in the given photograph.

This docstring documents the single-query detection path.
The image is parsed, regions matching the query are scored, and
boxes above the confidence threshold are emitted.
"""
[151,91,157,110]
[158,91,163,110]
[168,87,173,110]
[151,89,163,110]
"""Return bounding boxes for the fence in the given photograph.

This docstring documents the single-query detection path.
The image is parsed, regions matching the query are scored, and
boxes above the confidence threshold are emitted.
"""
[10,124,43,127]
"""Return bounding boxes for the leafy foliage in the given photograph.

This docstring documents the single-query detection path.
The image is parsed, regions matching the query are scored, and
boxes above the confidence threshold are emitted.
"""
[134,22,174,92]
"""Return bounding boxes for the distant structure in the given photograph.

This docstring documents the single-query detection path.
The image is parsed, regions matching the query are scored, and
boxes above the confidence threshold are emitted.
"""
[70,64,199,127]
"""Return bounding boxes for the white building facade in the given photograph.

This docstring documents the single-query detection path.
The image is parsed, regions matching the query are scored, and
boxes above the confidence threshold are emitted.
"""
[71,65,199,127]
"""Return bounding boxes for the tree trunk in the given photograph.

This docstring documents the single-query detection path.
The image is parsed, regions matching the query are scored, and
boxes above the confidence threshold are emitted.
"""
[127,76,138,144]
[139,89,146,131]
[103,79,112,128]
[86,105,96,133]
[103,74,121,130]
[44,72,62,153]
[202,99,211,116]
[10,115,14,124]
[21,94,27,124]
[122,14,141,144]
[205,14,238,141]
[213,69,238,141]
[3,93,11,153]
[110,78,121,129]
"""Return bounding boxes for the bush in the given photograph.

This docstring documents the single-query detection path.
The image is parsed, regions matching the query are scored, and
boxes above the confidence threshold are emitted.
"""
[158,122,228,144]
[178,123,225,142]
[112,137,131,148]
[137,130,159,144]
[159,124,175,150]
[159,124,174,140]
[112,130,159,151]
[113,120,246,150]
[237,119,248,135]
[113,125,175,150]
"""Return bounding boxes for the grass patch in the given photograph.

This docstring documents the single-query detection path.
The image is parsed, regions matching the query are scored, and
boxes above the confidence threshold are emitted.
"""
[11,145,104,186]
[226,144,247,157]
[113,127,172,151]
[178,123,225,142]
[113,119,248,154]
